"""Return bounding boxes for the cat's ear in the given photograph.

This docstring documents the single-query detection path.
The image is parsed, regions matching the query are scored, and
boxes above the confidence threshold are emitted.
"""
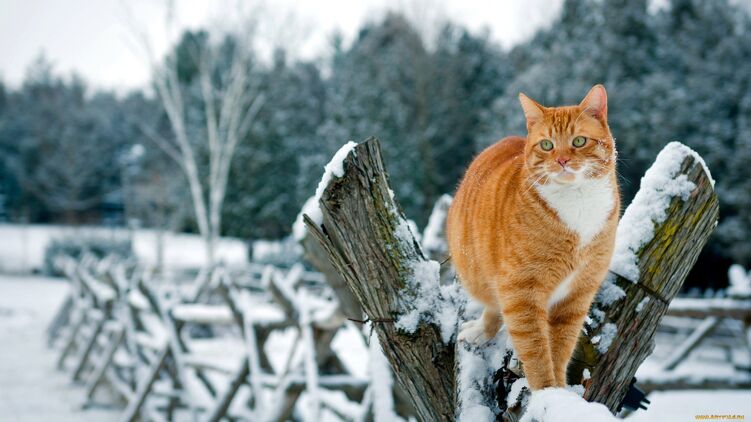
[579,84,608,120]
[519,93,545,129]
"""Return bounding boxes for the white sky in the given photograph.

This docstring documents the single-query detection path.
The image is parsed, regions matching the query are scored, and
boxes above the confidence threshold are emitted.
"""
[0,0,563,91]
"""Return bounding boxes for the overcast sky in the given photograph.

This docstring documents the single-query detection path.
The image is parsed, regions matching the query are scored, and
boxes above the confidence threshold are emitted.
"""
[0,0,563,91]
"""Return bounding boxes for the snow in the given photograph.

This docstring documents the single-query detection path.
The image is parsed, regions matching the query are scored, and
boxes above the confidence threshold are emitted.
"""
[610,142,706,282]
[127,289,150,310]
[301,141,358,232]
[406,219,422,244]
[592,308,605,320]
[170,304,235,324]
[592,322,618,354]
[2,271,749,421]
[589,274,626,340]
[635,297,650,312]
[0,223,248,274]
[626,391,750,422]
[456,330,507,421]
[394,218,418,248]
[520,388,618,422]
[330,325,369,379]
[181,338,247,373]
[394,259,464,344]
[0,275,118,421]
[299,291,321,421]
[727,264,751,298]
[668,297,751,313]
[629,319,751,420]
[293,196,319,241]
[507,378,530,408]
[595,273,626,307]
[421,194,452,257]
[368,336,403,422]
[252,237,302,266]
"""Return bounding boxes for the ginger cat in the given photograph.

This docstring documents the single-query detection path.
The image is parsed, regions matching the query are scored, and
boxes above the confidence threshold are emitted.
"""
[446,85,620,390]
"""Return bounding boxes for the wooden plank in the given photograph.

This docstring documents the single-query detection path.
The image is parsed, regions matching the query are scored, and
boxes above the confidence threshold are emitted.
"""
[639,373,751,392]
[661,316,721,371]
[85,324,126,401]
[203,359,250,422]
[71,315,107,382]
[47,293,74,347]
[120,345,170,422]
[300,294,321,421]
[667,298,751,319]
[56,309,85,370]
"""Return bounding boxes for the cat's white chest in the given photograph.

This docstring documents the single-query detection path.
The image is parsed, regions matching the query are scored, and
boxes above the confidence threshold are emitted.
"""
[535,177,614,246]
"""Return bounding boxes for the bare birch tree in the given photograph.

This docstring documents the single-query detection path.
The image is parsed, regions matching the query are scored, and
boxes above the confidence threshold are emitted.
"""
[125,1,264,266]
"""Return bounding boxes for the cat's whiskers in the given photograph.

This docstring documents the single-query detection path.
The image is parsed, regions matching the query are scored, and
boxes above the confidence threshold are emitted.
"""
[524,172,548,194]
[586,162,630,185]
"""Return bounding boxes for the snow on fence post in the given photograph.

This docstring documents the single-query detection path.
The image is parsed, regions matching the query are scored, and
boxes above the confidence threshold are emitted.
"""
[304,138,459,421]
[306,138,719,421]
[564,143,718,412]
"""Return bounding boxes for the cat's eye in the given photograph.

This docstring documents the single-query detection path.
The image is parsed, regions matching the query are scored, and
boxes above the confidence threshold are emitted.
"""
[539,139,554,151]
[573,136,587,147]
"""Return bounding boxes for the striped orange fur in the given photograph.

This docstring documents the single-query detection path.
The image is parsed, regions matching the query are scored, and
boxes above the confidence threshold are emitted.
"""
[446,85,620,390]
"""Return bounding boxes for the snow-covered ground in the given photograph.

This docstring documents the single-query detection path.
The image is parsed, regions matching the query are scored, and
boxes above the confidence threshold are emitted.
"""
[0,274,118,421]
[0,224,248,273]
[627,390,750,421]
[0,273,748,421]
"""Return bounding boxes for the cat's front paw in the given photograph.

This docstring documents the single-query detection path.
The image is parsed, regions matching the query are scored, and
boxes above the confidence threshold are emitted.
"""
[458,319,490,344]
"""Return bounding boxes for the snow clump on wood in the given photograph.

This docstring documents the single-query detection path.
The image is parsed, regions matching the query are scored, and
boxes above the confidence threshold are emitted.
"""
[610,142,710,282]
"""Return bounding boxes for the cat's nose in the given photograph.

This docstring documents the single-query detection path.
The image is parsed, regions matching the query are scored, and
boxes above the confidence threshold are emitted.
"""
[556,156,570,167]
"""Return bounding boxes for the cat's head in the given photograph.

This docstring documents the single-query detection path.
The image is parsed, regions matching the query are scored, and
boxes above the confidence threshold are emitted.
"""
[518,85,615,184]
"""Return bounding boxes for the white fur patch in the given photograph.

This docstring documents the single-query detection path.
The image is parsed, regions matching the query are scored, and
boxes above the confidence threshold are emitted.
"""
[535,176,614,246]
[548,270,579,310]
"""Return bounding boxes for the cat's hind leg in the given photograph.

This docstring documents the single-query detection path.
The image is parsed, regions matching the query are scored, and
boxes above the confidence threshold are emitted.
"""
[458,306,503,344]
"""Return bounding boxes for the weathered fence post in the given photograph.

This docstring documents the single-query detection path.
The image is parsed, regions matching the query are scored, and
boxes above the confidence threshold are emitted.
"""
[305,138,458,421]
[575,143,719,411]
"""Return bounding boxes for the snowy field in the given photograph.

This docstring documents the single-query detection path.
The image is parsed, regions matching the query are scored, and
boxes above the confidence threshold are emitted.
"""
[0,224,248,274]
[0,273,749,421]
[0,274,118,421]
[627,390,750,421]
